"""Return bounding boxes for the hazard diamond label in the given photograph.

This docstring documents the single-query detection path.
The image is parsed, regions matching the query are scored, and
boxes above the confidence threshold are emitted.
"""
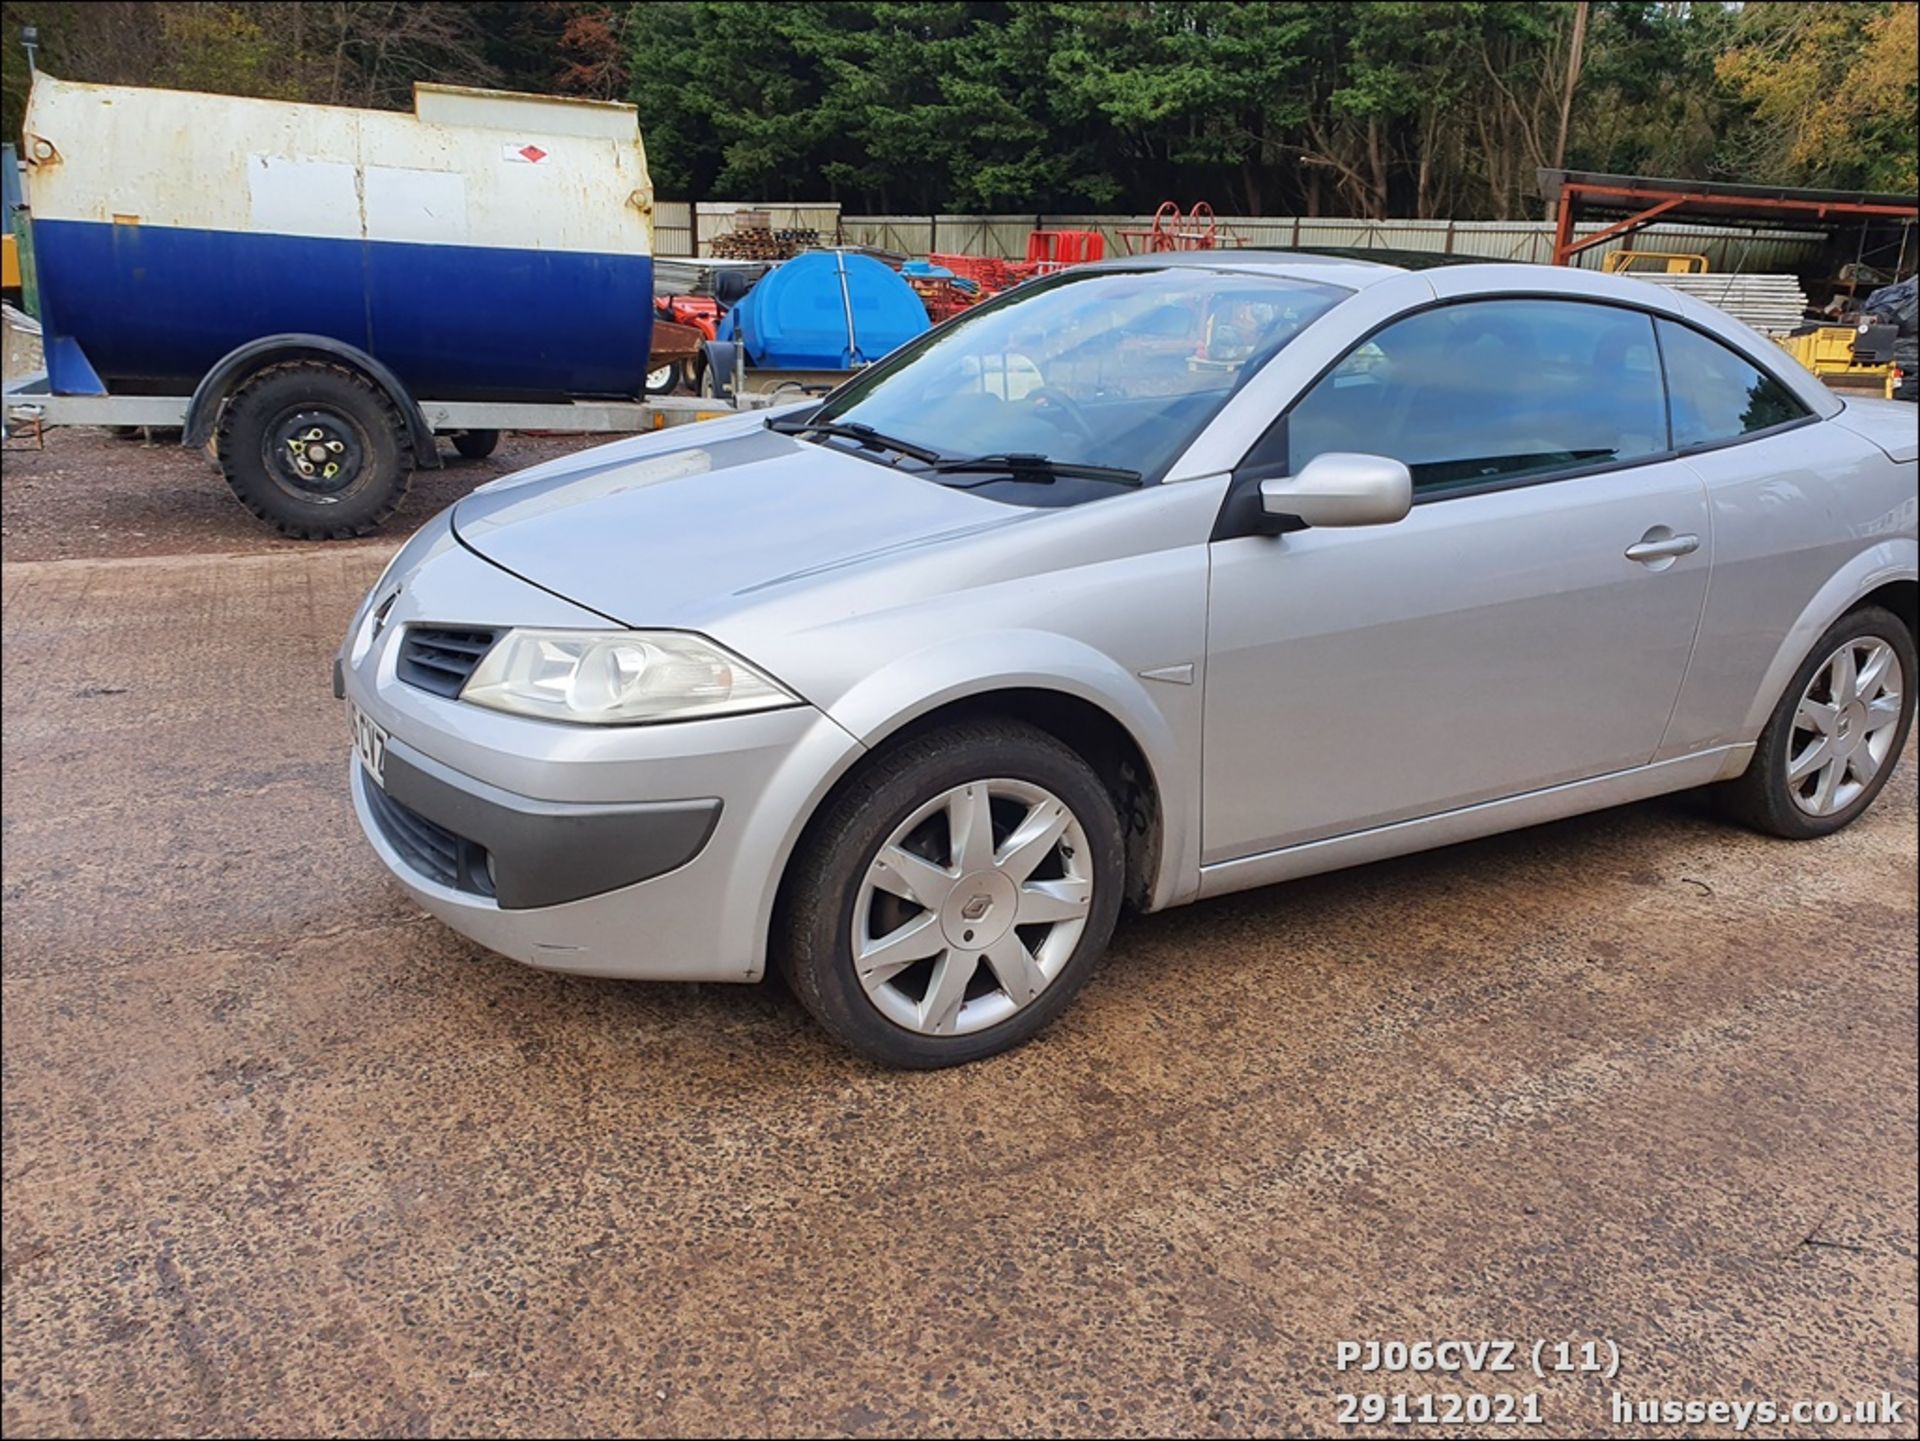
[502,143,549,164]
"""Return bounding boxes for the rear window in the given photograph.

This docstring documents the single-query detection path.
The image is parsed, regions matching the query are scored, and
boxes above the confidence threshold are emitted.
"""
[1656,319,1809,449]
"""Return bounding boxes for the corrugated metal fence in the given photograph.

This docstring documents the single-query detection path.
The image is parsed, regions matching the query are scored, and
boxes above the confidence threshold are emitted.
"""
[838,213,1827,271]
[652,200,844,258]
[653,205,1825,272]
[653,200,692,258]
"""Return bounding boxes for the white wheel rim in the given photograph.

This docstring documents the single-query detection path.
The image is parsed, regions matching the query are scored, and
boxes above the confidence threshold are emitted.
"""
[1787,636,1904,817]
[852,778,1093,1037]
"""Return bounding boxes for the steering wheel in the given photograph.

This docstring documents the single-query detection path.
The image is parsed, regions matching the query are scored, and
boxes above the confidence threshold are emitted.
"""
[1025,386,1096,444]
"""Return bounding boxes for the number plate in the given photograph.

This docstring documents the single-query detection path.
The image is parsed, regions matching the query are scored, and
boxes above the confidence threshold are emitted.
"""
[349,702,388,788]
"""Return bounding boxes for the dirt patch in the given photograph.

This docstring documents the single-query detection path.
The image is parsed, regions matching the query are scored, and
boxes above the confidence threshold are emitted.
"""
[1,426,620,563]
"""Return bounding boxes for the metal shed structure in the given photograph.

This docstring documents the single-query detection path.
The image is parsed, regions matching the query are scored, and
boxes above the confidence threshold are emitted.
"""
[1540,169,1918,274]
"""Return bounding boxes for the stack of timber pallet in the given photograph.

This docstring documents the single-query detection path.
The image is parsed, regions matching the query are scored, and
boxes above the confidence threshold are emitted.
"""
[1632,273,1812,336]
[710,226,825,261]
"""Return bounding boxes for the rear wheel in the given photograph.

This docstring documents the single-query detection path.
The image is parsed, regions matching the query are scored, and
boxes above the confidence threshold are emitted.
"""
[1715,605,1914,838]
[779,721,1125,1068]
[216,361,410,538]
[451,428,499,460]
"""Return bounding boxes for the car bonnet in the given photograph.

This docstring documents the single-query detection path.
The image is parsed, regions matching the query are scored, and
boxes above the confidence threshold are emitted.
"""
[451,423,1023,628]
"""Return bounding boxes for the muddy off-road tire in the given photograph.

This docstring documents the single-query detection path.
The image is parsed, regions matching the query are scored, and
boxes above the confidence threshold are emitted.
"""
[216,361,411,539]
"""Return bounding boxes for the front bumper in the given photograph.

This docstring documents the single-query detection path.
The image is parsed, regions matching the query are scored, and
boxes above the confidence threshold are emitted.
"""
[341,512,866,981]
[359,740,721,909]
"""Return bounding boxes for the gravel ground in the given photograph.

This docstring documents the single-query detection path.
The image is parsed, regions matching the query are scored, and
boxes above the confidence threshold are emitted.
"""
[0,426,615,562]
[2,428,1915,1438]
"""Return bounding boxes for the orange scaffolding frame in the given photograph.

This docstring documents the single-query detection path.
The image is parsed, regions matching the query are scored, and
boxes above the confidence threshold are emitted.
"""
[1541,169,1918,269]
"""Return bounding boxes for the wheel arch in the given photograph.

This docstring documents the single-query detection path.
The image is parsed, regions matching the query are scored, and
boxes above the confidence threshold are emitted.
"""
[762,673,1189,984]
[1858,578,1917,647]
[180,334,441,468]
[855,686,1167,912]
[1740,542,1919,737]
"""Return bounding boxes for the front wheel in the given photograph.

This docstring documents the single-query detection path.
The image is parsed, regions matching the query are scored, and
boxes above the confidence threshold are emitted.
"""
[1715,605,1914,838]
[779,721,1125,1068]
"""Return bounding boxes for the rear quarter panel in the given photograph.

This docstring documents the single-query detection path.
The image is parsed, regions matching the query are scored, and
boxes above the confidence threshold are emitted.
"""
[1658,417,1918,756]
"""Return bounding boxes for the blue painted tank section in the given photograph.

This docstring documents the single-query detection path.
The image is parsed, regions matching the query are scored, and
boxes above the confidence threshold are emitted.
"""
[720,251,928,370]
[33,219,655,399]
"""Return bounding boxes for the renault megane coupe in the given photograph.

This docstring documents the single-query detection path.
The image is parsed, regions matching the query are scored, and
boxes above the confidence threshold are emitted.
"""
[340,254,1918,1067]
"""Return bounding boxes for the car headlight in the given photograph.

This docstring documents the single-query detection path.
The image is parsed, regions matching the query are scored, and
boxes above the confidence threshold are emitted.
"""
[460,629,798,724]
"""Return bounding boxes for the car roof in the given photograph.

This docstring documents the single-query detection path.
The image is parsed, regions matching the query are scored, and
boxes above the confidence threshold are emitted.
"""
[1079,248,1408,291]
[1079,245,1541,291]
[1284,245,1493,272]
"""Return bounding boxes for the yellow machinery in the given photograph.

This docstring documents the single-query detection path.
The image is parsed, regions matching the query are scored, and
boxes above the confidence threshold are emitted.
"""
[1602,250,1709,275]
[1,232,19,296]
[1775,324,1896,394]
[1599,248,1909,400]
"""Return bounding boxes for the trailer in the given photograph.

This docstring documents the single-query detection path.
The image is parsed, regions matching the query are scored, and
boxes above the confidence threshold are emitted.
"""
[7,74,773,537]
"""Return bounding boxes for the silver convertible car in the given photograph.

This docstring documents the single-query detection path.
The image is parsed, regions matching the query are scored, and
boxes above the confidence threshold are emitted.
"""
[340,255,1917,1067]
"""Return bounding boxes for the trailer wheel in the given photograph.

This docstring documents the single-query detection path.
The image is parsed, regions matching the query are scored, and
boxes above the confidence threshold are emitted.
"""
[451,428,500,460]
[644,361,682,397]
[216,361,410,538]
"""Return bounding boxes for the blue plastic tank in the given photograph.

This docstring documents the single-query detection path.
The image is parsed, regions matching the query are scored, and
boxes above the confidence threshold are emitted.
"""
[721,252,929,370]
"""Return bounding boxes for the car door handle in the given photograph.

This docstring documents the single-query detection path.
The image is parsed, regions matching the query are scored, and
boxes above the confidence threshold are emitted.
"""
[1625,529,1701,566]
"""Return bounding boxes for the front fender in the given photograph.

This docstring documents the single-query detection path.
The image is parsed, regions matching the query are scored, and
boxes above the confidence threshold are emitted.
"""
[180,332,442,467]
[1740,538,1918,737]
[825,629,1202,911]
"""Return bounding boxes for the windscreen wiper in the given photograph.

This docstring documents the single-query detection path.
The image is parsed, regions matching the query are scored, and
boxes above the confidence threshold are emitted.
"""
[928,453,1143,487]
[766,416,944,465]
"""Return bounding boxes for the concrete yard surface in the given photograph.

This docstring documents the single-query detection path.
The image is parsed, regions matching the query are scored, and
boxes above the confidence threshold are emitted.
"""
[2,431,1916,1438]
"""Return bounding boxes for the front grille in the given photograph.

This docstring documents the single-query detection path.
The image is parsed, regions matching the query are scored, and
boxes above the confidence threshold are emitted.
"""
[363,775,495,898]
[397,627,498,698]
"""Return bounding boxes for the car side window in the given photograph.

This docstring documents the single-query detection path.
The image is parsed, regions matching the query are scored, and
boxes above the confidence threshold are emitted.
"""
[1284,299,1668,496]
[1655,318,1810,449]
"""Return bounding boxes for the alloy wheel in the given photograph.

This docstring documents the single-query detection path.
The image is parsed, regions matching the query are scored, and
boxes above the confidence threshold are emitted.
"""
[852,778,1093,1036]
[1786,635,1905,816]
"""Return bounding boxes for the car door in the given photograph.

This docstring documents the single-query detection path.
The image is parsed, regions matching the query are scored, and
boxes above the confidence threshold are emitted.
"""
[1201,296,1712,864]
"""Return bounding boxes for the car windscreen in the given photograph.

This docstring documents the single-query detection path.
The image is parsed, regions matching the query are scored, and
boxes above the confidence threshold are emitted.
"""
[811,268,1349,486]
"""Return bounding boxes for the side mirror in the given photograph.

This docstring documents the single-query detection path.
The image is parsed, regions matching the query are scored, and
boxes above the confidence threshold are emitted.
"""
[1260,452,1412,528]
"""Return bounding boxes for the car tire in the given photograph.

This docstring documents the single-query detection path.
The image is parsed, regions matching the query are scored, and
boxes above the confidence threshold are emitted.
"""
[451,428,500,460]
[1715,604,1915,839]
[216,361,410,538]
[779,720,1126,1068]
